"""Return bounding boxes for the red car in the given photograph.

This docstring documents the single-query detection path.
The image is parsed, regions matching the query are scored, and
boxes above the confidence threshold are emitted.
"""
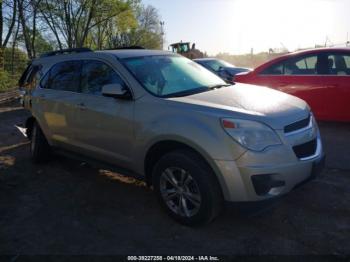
[234,48,350,122]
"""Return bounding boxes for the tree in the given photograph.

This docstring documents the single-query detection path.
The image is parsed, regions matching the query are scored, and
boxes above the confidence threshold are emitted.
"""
[0,0,17,48]
[87,0,137,49]
[0,0,165,91]
[110,4,163,49]
[36,0,135,49]
[1,0,165,59]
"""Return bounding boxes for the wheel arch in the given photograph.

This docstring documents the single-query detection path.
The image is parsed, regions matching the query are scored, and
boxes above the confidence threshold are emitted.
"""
[144,140,223,192]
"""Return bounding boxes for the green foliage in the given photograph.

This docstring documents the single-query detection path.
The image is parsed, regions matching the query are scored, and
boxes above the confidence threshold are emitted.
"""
[106,4,163,50]
[2,0,164,60]
[116,9,138,32]
[0,0,164,92]
[0,71,12,92]
[3,47,28,73]
[34,32,54,56]
[0,47,28,91]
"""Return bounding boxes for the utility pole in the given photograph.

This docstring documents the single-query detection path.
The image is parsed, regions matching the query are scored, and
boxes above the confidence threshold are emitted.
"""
[160,21,165,50]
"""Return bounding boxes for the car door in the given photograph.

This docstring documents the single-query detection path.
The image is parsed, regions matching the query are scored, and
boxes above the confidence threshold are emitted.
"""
[72,59,134,167]
[256,54,332,120]
[323,52,350,121]
[32,60,83,148]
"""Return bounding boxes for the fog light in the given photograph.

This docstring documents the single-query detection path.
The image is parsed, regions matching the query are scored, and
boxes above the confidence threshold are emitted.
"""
[251,174,285,196]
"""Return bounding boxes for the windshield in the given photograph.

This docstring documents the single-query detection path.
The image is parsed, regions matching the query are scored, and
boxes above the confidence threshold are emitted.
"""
[122,55,226,97]
[203,59,235,71]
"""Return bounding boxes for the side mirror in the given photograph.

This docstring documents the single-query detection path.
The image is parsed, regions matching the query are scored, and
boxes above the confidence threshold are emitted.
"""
[102,84,132,99]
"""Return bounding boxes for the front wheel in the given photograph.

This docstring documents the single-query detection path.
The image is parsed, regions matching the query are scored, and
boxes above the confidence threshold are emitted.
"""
[152,150,223,226]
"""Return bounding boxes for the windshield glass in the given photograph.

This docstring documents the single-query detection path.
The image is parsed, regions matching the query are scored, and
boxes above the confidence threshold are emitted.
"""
[203,59,235,71]
[122,55,226,97]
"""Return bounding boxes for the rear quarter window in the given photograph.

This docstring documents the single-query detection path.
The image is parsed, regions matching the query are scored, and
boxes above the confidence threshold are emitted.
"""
[19,64,32,87]
[261,62,284,75]
[19,64,42,89]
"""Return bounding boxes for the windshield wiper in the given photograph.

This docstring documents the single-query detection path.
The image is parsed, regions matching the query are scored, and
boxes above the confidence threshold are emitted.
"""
[208,83,232,89]
[162,84,232,98]
[162,87,210,98]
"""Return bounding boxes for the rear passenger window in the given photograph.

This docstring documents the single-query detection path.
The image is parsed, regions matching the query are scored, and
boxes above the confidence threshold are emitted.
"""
[47,61,81,92]
[81,60,125,95]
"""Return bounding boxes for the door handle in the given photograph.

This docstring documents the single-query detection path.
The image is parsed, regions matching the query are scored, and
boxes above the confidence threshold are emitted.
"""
[76,102,86,110]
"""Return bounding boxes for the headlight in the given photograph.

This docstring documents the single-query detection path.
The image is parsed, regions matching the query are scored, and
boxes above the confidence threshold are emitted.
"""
[221,118,281,151]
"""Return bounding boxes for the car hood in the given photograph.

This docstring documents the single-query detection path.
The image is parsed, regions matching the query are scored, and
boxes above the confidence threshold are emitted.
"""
[167,83,310,130]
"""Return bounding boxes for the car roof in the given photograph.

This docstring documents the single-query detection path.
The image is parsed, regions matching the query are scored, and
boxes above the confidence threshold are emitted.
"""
[32,49,177,64]
[273,47,350,60]
[289,47,350,55]
[97,49,175,59]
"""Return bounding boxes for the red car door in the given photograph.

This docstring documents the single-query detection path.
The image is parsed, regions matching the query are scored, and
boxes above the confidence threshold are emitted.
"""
[280,75,335,121]
[256,75,331,120]
[323,53,350,122]
[330,76,350,121]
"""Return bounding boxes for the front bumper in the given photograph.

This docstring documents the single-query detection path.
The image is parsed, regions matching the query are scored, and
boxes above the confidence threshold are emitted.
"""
[214,136,325,202]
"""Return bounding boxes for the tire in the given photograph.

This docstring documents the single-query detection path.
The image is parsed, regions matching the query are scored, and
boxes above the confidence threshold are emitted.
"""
[30,121,51,163]
[152,149,223,226]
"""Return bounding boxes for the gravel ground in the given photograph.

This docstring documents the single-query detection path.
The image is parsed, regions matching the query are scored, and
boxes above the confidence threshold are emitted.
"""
[0,101,349,256]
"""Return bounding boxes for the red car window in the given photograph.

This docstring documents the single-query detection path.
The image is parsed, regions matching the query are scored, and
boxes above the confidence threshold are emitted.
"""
[328,54,350,75]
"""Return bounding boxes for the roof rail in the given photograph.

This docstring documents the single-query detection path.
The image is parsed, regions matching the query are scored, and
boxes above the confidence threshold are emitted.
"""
[109,46,145,50]
[40,47,93,58]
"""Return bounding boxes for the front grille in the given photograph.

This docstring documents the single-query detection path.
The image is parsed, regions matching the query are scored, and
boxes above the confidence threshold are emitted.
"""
[293,139,317,159]
[284,115,310,134]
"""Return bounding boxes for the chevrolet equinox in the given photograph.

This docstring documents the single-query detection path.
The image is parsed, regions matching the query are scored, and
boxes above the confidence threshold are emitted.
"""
[20,48,325,225]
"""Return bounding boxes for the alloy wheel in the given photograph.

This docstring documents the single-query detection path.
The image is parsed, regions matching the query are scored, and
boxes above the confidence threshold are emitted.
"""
[159,167,202,217]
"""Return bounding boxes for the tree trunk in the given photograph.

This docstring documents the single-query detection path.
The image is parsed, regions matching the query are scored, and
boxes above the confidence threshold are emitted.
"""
[79,1,95,47]
[0,0,3,47]
[18,0,33,58]
[2,0,18,48]
[11,16,20,75]
[31,0,38,58]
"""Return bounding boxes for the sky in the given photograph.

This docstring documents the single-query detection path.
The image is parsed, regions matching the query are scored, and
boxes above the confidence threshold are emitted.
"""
[143,0,350,55]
